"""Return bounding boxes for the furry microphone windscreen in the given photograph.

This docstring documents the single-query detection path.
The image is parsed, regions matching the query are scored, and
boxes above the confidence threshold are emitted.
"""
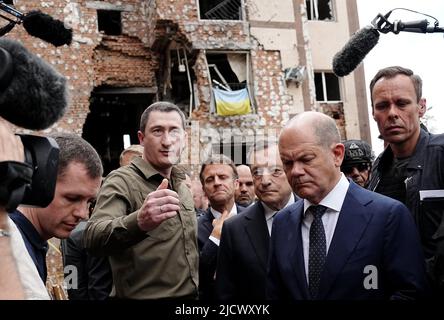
[332,26,380,77]
[23,10,73,47]
[0,38,68,130]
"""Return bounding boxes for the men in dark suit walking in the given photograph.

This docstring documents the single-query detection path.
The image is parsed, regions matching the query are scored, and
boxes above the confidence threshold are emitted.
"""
[216,140,296,300]
[197,154,243,300]
[267,111,428,300]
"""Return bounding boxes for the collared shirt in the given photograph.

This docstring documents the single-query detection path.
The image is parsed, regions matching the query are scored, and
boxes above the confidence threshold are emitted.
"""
[84,156,199,299]
[301,174,349,283]
[209,204,238,246]
[263,193,296,235]
[9,210,48,282]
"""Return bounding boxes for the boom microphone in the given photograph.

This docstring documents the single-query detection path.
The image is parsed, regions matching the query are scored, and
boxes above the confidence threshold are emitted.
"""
[0,2,72,46]
[22,10,72,47]
[332,26,380,77]
[0,38,68,130]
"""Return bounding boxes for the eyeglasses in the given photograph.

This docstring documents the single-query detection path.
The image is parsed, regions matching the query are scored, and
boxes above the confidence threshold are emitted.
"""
[342,163,370,175]
[251,166,285,179]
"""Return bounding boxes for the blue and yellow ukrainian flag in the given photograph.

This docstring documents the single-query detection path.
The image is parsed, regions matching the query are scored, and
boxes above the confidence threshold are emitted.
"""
[213,87,251,116]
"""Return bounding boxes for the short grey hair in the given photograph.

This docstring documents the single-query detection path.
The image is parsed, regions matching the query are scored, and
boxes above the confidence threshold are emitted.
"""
[287,112,341,149]
[313,117,341,149]
[119,144,143,165]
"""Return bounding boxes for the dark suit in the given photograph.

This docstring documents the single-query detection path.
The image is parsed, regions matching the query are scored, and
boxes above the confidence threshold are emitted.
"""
[197,205,244,301]
[215,201,270,300]
[62,221,112,300]
[267,182,428,300]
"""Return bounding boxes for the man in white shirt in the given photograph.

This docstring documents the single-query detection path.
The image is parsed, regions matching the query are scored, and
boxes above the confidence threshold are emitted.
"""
[0,119,25,299]
[216,140,295,300]
[7,216,50,300]
[268,111,428,300]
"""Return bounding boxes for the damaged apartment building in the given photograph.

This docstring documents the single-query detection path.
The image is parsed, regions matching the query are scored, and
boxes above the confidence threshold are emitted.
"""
[6,0,370,174]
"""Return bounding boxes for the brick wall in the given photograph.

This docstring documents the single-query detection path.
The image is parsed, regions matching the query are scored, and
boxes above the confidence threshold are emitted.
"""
[93,36,156,88]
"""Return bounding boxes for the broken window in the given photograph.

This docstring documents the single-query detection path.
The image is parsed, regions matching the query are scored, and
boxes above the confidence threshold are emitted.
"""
[83,88,153,175]
[314,71,341,102]
[207,52,247,90]
[97,10,122,35]
[206,51,255,115]
[306,0,334,21]
[199,0,243,20]
[160,46,197,118]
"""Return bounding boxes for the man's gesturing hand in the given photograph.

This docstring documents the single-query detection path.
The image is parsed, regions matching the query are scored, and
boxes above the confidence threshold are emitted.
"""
[211,209,232,240]
[137,178,180,232]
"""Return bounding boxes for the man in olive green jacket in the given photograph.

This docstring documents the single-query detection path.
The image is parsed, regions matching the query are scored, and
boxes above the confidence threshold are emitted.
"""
[84,102,198,299]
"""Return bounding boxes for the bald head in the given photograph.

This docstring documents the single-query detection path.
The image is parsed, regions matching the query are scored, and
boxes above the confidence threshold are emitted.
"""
[279,111,345,204]
[283,111,341,149]
[236,165,252,178]
[120,144,144,167]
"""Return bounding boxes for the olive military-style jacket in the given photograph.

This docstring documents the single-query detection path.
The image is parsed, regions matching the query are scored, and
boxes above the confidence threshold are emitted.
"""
[84,157,198,299]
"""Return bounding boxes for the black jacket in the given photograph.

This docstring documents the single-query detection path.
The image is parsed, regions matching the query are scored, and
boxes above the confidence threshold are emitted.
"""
[367,129,444,296]
[197,205,244,301]
[215,201,270,300]
[62,221,112,300]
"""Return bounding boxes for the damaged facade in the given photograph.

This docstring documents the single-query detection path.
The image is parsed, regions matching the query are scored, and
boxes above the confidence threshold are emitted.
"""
[6,0,370,175]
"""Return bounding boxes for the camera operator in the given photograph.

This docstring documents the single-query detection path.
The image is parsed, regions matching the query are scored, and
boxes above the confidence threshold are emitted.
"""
[0,4,74,298]
[0,118,25,299]
[9,133,103,299]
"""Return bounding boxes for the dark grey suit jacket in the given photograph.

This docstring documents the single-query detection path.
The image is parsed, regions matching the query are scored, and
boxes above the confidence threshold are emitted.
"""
[215,201,270,300]
[197,204,244,301]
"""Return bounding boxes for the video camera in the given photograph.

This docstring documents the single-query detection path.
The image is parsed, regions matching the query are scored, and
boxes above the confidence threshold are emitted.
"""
[0,2,72,212]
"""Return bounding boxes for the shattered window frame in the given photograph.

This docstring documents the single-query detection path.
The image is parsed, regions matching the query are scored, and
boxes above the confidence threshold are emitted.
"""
[305,0,335,21]
[197,0,245,21]
[314,71,341,102]
[205,50,256,112]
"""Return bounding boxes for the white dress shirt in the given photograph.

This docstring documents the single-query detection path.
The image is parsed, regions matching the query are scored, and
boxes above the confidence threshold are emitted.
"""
[263,193,296,235]
[209,204,238,246]
[301,174,350,284]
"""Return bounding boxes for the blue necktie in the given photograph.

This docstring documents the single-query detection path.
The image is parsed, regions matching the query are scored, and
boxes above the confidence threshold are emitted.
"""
[308,205,327,299]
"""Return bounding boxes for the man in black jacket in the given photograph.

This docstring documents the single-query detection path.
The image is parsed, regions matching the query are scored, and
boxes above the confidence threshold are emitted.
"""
[197,154,243,301]
[367,66,444,297]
